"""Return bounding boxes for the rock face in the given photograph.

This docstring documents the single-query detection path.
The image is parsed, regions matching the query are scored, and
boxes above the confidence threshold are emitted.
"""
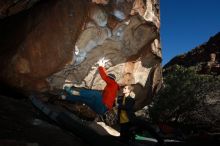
[0,0,87,91]
[0,0,162,109]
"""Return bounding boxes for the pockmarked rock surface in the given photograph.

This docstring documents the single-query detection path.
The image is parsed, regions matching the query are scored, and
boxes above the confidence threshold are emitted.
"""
[0,0,162,109]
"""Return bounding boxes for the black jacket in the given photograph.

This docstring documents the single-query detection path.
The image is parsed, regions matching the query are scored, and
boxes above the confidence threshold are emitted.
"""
[117,95,136,123]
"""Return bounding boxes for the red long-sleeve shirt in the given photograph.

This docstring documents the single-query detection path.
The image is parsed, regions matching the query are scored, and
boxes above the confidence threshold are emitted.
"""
[98,66,120,110]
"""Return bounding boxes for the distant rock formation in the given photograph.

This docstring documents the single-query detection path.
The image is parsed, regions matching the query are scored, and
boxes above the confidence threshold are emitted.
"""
[164,32,220,75]
[0,0,162,109]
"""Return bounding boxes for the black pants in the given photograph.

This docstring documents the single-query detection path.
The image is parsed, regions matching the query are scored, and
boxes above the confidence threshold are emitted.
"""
[120,118,164,145]
[132,118,164,145]
[120,122,134,143]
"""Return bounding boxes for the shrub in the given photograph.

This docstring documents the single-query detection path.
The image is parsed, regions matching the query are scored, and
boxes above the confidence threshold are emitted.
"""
[149,65,220,126]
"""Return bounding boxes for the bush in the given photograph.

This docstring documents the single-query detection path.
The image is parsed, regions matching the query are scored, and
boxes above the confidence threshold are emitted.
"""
[149,65,220,126]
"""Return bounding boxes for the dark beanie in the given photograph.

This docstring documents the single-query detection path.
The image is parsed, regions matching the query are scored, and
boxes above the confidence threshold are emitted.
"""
[108,73,116,80]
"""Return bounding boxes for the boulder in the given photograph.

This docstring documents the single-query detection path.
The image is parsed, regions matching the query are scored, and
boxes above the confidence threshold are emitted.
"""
[0,0,87,91]
[0,0,162,109]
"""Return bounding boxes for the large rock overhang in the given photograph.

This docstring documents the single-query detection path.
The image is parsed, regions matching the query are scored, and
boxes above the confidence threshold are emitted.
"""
[0,0,162,109]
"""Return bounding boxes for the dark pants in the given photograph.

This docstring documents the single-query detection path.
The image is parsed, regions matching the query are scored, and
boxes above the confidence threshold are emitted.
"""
[120,118,164,145]
[132,118,164,144]
[120,122,134,143]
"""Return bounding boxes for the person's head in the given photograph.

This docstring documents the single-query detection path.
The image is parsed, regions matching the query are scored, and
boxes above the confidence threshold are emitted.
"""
[108,73,116,80]
[122,85,134,95]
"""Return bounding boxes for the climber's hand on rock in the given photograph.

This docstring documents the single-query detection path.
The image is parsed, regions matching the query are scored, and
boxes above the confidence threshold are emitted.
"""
[98,60,105,67]
[97,57,109,67]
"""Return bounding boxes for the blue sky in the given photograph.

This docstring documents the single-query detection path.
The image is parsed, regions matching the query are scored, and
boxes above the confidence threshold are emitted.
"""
[160,0,220,65]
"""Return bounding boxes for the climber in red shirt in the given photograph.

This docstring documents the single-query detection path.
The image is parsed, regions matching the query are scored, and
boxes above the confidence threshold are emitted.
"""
[61,58,120,115]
